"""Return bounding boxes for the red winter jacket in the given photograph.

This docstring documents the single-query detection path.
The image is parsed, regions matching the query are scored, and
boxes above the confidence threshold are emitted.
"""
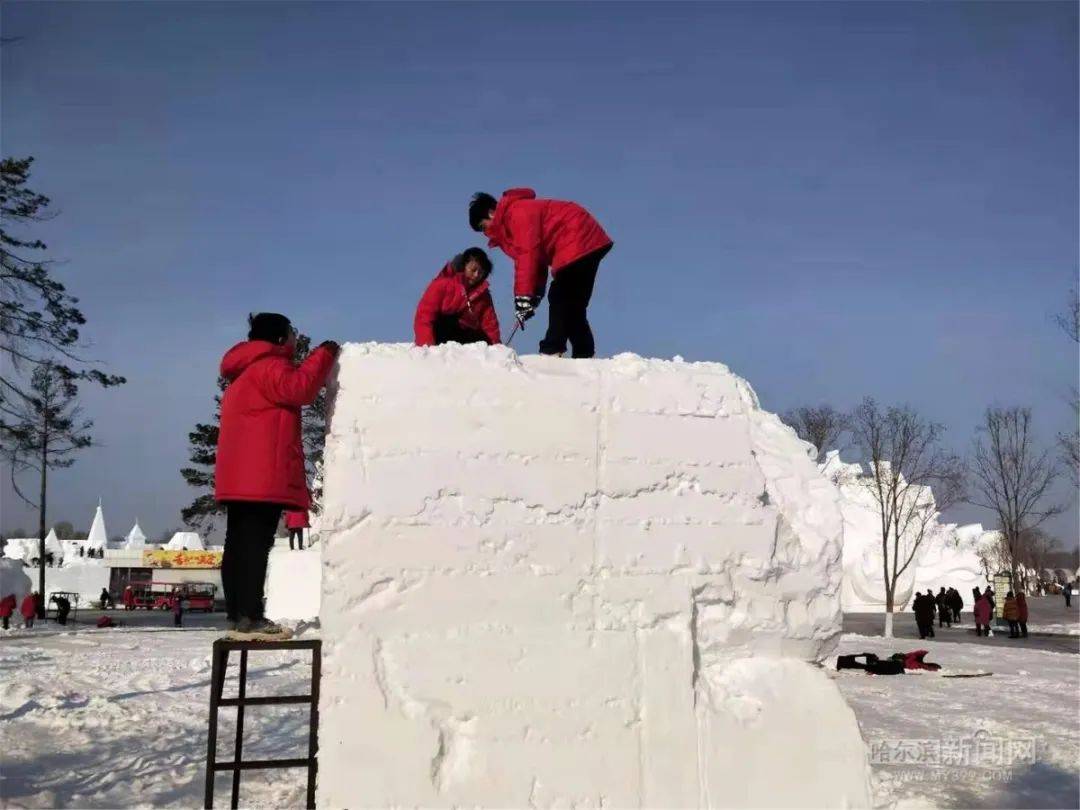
[485,188,613,297]
[414,263,501,346]
[20,593,36,619]
[973,595,992,624]
[215,341,336,510]
[0,594,15,618]
[285,510,310,529]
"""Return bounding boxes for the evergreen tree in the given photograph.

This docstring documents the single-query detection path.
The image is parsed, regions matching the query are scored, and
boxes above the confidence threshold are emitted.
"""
[180,333,328,531]
[1,156,125,413]
[3,362,94,613]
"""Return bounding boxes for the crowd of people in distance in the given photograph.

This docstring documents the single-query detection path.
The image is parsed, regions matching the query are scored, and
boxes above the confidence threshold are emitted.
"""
[912,584,1043,640]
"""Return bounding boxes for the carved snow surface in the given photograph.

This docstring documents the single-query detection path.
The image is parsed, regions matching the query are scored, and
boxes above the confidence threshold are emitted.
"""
[319,343,870,808]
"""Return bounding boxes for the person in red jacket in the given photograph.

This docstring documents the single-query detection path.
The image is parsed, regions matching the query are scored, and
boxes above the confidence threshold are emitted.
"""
[1015,592,1029,638]
[414,248,501,346]
[0,593,15,630]
[285,509,309,550]
[20,592,37,629]
[215,312,339,641]
[470,189,612,358]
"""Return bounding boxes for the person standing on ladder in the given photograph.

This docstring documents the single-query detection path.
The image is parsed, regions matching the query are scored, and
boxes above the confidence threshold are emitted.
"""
[215,312,338,641]
[469,188,612,358]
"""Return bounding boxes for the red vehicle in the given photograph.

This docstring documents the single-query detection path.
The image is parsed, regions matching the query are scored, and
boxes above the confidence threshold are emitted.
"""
[129,581,217,612]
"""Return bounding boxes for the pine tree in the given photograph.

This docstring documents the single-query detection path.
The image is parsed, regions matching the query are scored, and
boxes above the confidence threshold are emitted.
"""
[180,333,328,532]
[3,362,95,612]
[1,156,125,413]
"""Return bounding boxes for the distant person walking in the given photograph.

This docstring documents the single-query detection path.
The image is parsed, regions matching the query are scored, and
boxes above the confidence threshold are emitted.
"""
[1016,592,1029,638]
[913,591,936,639]
[1003,592,1020,638]
[947,587,963,624]
[1064,582,1073,609]
[973,592,992,637]
[20,592,37,629]
[122,585,135,611]
[285,510,309,550]
[470,189,612,358]
[171,593,184,628]
[215,312,338,641]
[0,593,15,630]
[99,588,112,610]
[936,587,951,628]
[52,595,71,625]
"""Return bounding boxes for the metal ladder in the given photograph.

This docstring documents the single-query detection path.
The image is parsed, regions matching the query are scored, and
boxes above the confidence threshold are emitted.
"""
[204,638,321,809]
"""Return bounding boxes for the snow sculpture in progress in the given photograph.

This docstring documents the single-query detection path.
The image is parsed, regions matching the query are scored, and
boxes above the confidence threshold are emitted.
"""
[319,343,871,808]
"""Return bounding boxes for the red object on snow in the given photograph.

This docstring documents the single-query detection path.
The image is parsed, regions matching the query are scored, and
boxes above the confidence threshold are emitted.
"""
[19,593,36,619]
[485,188,613,298]
[414,262,501,346]
[0,594,15,618]
[215,341,336,510]
[97,615,116,628]
[900,650,941,671]
[285,510,310,530]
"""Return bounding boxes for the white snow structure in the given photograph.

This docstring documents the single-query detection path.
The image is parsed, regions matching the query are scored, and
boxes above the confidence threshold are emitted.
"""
[821,452,988,612]
[318,343,870,808]
[265,548,320,621]
[164,532,204,551]
[125,521,148,550]
[85,501,109,553]
[0,558,32,601]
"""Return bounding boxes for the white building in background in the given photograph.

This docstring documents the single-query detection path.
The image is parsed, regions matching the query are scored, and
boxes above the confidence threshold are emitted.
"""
[164,531,205,551]
[85,500,109,553]
[124,521,149,550]
[820,451,991,612]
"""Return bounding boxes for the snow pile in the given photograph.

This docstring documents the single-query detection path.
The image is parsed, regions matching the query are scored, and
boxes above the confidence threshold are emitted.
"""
[265,548,320,621]
[821,452,990,611]
[318,343,869,808]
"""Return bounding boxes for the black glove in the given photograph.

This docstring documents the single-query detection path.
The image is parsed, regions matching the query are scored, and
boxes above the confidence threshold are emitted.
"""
[318,340,341,357]
[514,295,540,325]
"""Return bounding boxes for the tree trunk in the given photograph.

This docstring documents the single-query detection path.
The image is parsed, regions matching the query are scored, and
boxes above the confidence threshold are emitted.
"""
[884,588,895,638]
[37,437,47,618]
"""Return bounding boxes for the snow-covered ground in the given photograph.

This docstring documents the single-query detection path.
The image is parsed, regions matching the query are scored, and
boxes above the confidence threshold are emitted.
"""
[1,623,1077,808]
[832,634,1079,810]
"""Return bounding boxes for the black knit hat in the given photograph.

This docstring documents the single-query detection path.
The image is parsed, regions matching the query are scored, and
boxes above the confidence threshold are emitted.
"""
[248,312,292,344]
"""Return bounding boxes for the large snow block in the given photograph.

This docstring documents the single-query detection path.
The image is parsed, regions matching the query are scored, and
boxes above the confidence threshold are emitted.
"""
[265,548,321,621]
[319,343,869,808]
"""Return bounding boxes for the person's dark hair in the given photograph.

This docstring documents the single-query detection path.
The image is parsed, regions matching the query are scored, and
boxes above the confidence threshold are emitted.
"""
[248,312,292,344]
[455,246,493,278]
[469,192,497,232]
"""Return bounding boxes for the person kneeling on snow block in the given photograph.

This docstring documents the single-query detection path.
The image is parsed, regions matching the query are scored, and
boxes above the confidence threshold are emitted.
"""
[470,189,612,358]
[414,248,501,346]
[215,312,339,641]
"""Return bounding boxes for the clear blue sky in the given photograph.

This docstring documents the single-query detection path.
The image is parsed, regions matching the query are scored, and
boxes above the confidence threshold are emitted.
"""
[1,1,1077,546]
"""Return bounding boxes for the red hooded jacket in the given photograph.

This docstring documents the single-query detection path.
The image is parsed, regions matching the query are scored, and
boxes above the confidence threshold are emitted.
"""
[414,262,501,346]
[20,593,36,619]
[214,341,336,510]
[0,594,15,618]
[973,595,992,625]
[1016,592,1029,622]
[485,188,613,297]
[285,510,310,530]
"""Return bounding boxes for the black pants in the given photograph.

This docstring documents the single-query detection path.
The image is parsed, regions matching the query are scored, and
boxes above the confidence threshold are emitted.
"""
[222,502,282,622]
[289,528,304,550]
[433,316,486,346]
[1018,621,1028,638]
[1008,620,1019,637]
[174,612,182,627]
[952,608,961,623]
[540,245,610,358]
[1,616,8,630]
[1066,594,1072,608]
